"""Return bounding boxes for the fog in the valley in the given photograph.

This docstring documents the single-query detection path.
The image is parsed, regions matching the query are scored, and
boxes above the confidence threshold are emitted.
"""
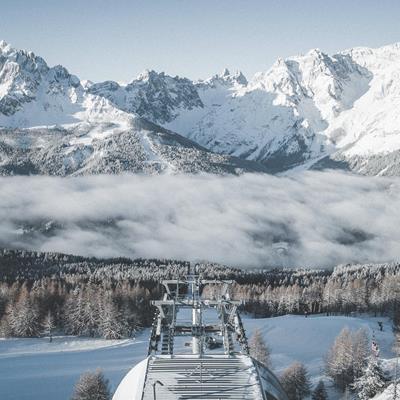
[0,171,399,268]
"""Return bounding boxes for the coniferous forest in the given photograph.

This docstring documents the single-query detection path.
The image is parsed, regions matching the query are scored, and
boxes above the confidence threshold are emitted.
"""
[0,248,399,339]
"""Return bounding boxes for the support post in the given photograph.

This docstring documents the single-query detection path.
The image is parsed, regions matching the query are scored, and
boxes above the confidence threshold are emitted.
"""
[152,380,164,400]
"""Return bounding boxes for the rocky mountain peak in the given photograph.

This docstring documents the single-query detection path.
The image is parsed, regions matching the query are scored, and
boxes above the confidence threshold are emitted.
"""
[205,68,248,87]
[2,41,400,176]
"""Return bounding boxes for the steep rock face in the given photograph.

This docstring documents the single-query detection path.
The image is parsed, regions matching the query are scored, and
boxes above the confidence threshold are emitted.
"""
[0,40,133,128]
[0,40,50,116]
[88,70,203,124]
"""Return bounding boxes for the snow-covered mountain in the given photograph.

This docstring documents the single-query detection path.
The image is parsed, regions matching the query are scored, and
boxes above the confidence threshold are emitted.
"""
[0,40,132,128]
[0,41,267,175]
[91,44,400,175]
[167,44,400,175]
[2,40,400,175]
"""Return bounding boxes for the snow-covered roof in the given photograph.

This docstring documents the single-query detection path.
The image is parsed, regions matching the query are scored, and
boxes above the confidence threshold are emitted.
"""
[112,357,149,400]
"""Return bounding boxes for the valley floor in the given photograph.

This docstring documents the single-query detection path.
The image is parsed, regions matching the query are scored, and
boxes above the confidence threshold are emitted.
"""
[0,314,396,400]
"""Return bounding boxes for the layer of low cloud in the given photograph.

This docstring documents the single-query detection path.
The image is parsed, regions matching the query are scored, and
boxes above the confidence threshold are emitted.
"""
[1,171,399,268]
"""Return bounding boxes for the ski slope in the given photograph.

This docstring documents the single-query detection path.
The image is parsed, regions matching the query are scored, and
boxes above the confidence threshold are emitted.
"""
[0,335,148,400]
[0,315,396,400]
[245,314,395,377]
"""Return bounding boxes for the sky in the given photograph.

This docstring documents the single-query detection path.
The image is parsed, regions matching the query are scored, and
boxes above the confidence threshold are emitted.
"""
[1,0,400,83]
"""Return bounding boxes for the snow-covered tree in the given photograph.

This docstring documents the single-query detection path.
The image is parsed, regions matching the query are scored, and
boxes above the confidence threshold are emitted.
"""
[280,362,311,400]
[0,305,13,337]
[326,328,355,390]
[352,328,370,378]
[9,288,42,337]
[352,356,387,400]
[394,332,400,356]
[98,295,128,340]
[43,310,56,342]
[326,327,370,390]
[312,380,328,400]
[71,370,111,400]
[64,288,100,337]
[64,290,87,336]
[249,328,271,367]
[83,286,100,337]
[342,386,352,400]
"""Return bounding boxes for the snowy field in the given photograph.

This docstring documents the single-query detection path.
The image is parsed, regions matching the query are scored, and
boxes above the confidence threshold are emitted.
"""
[0,314,396,400]
[0,335,149,400]
[245,314,396,391]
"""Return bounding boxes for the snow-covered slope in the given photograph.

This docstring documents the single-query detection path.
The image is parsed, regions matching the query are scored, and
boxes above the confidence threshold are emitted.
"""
[0,119,269,176]
[165,45,400,174]
[0,315,396,400]
[166,44,400,174]
[0,41,267,176]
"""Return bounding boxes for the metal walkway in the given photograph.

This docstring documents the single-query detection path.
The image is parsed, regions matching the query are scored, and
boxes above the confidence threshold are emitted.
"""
[142,355,263,400]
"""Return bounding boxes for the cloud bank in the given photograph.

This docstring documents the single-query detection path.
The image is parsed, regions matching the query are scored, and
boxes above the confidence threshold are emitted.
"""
[0,171,399,268]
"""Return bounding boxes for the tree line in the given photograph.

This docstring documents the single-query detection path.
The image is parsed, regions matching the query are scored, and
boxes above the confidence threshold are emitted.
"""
[0,279,159,339]
[0,249,399,339]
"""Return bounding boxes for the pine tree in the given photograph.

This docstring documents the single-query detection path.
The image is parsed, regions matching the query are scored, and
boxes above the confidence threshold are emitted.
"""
[352,328,369,379]
[71,370,111,400]
[312,380,328,400]
[249,328,271,367]
[65,290,90,336]
[0,305,13,337]
[43,310,56,342]
[342,386,352,400]
[122,302,140,337]
[280,362,311,400]
[83,286,100,337]
[326,327,355,390]
[98,296,128,340]
[9,288,42,337]
[352,356,387,400]
[394,332,400,356]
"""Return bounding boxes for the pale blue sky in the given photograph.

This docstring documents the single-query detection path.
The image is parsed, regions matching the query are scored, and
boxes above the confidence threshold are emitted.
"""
[1,0,400,83]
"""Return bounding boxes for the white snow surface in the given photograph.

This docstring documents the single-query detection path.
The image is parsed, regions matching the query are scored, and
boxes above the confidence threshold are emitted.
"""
[0,333,149,400]
[373,383,399,400]
[0,335,132,357]
[245,314,395,377]
[0,315,396,400]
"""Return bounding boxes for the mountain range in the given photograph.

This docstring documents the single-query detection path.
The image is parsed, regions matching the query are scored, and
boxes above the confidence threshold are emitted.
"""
[1,40,400,176]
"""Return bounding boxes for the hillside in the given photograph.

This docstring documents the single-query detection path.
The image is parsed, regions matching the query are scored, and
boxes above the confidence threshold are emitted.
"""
[0,315,396,400]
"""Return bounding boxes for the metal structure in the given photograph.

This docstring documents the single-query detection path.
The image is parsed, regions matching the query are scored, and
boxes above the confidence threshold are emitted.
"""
[148,274,249,358]
[113,267,289,400]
